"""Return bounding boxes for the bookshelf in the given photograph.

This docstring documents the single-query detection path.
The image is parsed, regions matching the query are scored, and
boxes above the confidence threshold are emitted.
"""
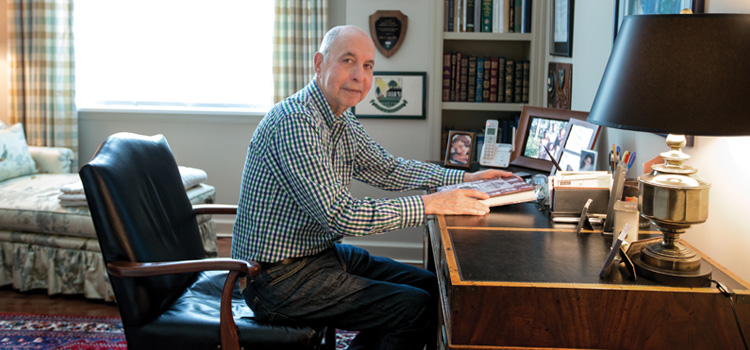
[431,1,547,160]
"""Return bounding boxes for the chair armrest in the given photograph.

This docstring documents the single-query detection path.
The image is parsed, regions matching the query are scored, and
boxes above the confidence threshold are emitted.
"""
[107,257,258,350]
[107,258,260,278]
[193,204,237,215]
[27,146,74,174]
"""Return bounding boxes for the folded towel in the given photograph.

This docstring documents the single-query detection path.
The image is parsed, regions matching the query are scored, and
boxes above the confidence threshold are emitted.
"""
[59,166,208,206]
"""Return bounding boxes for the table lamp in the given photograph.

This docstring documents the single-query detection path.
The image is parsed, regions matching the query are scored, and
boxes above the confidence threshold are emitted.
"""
[587,14,750,287]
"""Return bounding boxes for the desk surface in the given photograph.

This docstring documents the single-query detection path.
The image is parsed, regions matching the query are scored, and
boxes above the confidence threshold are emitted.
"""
[429,202,750,349]
[444,202,748,290]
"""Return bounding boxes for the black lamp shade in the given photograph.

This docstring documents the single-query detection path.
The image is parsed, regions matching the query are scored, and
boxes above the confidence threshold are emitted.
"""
[588,14,750,136]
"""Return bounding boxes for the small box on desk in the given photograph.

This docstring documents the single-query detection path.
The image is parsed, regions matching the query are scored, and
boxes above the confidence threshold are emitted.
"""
[551,187,610,215]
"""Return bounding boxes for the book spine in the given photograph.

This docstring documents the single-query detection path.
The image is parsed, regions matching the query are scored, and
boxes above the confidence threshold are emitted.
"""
[454,51,462,101]
[459,57,469,101]
[489,57,499,103]
[497,56,506,102]
[514,0,523,33]
[522,59,530,103]
[475,57,485,102]
[508,0,515,32]
[442,53,451,101]
[504,59,514,103]
[482,57,491,102]
[523,0,532,33]
[466,0,476,32]
[467,55,477,102]
[447,0,455,32]
[450,52,458,101]
[481,0,493,32]
[514,60,523,103]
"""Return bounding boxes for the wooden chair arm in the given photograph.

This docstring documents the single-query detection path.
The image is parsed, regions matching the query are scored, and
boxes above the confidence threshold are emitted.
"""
[107,258,260,278]
[192,204,237,215]
[107,258,260,350]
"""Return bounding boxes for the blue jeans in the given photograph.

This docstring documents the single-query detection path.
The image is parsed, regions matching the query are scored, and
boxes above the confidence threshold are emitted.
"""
[242,243,437,350]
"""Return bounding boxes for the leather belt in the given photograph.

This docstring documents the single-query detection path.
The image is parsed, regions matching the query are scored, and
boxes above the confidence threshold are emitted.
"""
[258,257,301,270]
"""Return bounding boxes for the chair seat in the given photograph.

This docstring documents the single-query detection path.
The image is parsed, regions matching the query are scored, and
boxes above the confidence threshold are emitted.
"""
[124,270,324,349]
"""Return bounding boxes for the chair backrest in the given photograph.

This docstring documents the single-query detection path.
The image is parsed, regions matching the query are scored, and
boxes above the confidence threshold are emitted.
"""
[80,132,205,327]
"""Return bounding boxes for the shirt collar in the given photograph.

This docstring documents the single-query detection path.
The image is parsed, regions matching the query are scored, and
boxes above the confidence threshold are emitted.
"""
[308,79,348,129]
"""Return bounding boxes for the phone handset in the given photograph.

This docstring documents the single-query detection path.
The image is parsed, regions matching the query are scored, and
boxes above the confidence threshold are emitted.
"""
[480,119,512,168]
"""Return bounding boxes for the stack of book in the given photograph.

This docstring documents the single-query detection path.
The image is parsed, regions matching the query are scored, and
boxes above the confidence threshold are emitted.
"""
[442,52,530,104]
[444,0,532,33]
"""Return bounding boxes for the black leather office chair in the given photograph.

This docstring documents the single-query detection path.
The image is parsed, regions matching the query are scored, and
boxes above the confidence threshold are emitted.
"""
[80,132,334,350]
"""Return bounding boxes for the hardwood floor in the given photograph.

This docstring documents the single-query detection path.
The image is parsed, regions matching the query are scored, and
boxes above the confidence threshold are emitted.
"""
[0,236,232,318]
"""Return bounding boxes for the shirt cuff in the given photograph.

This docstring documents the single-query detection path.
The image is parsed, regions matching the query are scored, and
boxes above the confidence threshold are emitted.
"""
[444,168,466,185]
[396,196,426,228]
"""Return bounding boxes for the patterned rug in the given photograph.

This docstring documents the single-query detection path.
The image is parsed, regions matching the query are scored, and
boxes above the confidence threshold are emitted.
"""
[0,313,356,349]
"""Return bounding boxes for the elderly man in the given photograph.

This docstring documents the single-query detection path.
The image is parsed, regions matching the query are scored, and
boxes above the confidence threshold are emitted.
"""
[233,25,511,349]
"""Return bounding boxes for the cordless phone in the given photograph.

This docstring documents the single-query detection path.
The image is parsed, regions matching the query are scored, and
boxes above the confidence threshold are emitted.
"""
[480,119,512,168]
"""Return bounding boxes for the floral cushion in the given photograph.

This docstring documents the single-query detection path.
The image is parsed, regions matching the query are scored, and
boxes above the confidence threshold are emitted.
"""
[0,123,38,182]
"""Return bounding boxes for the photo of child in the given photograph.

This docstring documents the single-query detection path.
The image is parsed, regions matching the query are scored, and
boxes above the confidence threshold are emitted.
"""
[445,131,475,168]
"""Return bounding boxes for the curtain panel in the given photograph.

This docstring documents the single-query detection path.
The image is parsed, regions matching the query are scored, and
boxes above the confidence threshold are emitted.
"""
[273,0,328,104]
[8,0,78,156]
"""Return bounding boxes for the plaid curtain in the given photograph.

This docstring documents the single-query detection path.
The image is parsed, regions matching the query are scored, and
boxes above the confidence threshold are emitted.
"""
[8,0,78,156]
[273,0,327,103]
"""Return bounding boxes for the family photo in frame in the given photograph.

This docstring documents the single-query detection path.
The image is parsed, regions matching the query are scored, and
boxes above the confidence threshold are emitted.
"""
[444,130,475,168]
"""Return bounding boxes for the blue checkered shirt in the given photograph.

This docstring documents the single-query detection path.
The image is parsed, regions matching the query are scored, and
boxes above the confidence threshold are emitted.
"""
[231,80,465,263]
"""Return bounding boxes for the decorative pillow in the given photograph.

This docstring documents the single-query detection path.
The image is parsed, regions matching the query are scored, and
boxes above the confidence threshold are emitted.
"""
[0,123,39,182]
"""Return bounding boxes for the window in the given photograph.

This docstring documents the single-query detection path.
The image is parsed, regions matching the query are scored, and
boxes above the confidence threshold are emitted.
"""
[74,1,273,113]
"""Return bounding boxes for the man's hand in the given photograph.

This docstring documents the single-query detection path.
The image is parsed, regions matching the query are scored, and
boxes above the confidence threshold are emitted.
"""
[463,169,514,183]
[422,189,491,216]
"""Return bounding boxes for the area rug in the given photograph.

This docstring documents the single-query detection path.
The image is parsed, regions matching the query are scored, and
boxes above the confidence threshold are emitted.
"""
[0,313,356,349]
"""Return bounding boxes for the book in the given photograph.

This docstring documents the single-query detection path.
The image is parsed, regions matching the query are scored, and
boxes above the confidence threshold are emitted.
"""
[475,57,485,102]
[436,176,536,207]
[482,56,491,102]
[480,0,493,32]
[504,59,515,103]
[514,60,524,103]
[449,52,458,101]
[489,57,499,103]
[497,56,506,102]
[467,55,478,102]
[454,51,463,101]
[442,53,451,101]
[459,57,469,101]
[466,0,476,32]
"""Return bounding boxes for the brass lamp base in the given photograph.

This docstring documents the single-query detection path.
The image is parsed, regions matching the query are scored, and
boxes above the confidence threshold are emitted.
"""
[636,134,713,287]
[633,252,712,287]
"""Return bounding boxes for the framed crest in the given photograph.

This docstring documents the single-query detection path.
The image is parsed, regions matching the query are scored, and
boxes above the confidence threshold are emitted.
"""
[352,72,425,119]
[368,10,408,58]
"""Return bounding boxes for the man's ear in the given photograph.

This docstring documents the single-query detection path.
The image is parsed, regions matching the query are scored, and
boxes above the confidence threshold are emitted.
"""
[313,52,324,75]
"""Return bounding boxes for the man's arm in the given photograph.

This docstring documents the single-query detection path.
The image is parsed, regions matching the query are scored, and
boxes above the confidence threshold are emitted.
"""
[422,169,516,216]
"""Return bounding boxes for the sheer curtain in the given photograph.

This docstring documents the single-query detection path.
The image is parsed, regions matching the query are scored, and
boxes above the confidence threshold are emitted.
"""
[273,0,328,103]
[8,0,78,156]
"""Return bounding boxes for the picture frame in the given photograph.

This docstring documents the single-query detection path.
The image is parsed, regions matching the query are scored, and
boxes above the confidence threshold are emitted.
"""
[551,0,574,57]
[613,0,704,42]
[352,72,426,119]
[510,106,589,172]
[551,118,601,175]
[444,130,475,169]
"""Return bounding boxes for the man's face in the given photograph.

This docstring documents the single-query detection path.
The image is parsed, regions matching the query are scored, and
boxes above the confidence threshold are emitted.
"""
[315,29,375,116]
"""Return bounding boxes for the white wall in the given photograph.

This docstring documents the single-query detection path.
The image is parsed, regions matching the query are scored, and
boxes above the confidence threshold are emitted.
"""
[339,0,438,262]
[564,0,750,282]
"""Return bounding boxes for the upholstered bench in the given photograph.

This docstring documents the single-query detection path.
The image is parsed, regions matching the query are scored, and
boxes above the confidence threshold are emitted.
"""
[0,123,217,301]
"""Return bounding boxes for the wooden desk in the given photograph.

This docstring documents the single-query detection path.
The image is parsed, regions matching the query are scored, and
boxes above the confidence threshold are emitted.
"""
[425,202,750,349]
